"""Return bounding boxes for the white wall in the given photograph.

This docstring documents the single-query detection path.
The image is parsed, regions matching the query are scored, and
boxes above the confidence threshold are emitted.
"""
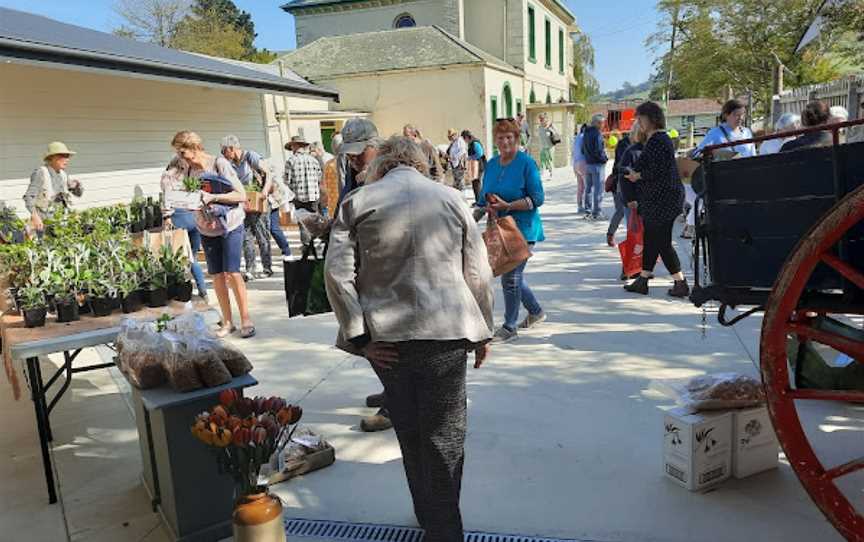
[0,63,271,215]
[314,66,486,149]
[464,0,507,61]
[294,0,462,47]
[521,0,571,103]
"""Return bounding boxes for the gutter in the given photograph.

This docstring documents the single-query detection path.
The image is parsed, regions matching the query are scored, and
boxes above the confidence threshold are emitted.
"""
[0,37,340,101]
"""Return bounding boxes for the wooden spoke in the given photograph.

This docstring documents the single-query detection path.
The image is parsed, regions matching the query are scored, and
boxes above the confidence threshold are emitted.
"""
[787,388,864,403]
[788,322,864,361]
[825,457,864,481]
[822,253,864,291]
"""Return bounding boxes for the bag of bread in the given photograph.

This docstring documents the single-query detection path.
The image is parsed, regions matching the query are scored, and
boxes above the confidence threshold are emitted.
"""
[653,372,765,412]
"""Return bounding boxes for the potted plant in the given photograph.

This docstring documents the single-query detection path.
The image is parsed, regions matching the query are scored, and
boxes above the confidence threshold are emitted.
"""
[146,264,169,307]
[159,244,190,299]
[18,283,48,328]
[88,274,118,317]
[118,272,143,314]
[130,198,146,233]
[175,269,194,302]
[191,392,302,542]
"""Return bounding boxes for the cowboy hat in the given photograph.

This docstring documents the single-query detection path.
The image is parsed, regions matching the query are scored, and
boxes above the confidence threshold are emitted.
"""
[285,135,310,150]
[44,141,76,161]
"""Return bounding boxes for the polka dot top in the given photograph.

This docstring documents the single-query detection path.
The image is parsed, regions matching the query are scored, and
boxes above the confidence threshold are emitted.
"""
[633,131,685,222]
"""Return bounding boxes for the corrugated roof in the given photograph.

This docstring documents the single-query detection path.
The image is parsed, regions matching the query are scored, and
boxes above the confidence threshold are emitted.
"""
[277,25,521,80]
[0,7,338,99]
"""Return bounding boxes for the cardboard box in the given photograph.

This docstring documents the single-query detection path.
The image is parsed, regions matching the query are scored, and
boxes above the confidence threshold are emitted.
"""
[663,407,732,491]
[732,406,779,479]
[244,191,267,214]
[165,190,202,210]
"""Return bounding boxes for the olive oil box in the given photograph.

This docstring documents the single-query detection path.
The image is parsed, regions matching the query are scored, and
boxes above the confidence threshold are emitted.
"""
[732,406,779,479]
[663,407,732,491]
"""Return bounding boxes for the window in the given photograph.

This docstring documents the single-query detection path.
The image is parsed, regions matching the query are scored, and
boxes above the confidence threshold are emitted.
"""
[558,28,564,73]
[544,17,551,69]
[528,5,536,62]
[393,13,416,28]
[491,96,498,125]
[516,99,523,116]
[685,115,696,126]
[529,87,536,104]
[545,90,552,104]
[502,83,513,117]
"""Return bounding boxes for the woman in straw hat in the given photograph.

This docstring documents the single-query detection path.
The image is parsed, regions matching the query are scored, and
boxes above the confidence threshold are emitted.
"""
[24,141,83,231]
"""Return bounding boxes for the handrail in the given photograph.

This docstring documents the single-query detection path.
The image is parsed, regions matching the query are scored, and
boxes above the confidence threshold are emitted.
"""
[701,118,864,157]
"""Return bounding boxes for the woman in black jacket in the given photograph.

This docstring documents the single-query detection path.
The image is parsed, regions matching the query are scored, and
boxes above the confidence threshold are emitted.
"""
[623,102,688,297]
[615,121,645,280]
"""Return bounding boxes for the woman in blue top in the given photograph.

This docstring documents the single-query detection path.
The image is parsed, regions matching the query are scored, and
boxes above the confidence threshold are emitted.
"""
[478,118,546,343]
[693,99,756,158]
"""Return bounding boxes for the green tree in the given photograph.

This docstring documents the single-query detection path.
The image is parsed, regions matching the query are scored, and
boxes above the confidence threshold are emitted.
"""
[113,0,189,46]
[821,0,864,65]
[570,28,599,122]
[190,0,255,56]
[648,0,841,117]
[171,7,248,60]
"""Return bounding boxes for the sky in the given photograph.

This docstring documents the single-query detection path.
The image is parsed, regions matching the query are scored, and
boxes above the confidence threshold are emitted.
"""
[0,0,664,93]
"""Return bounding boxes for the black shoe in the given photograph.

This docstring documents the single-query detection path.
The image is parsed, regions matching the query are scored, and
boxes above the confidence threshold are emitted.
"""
[620,271,628,281]
[668,278,691,298]
[366,392,385,408]
[624,276,649,295]
[263,268,274,278]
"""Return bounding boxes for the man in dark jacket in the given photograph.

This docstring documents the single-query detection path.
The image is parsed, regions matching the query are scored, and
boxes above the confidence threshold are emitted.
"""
[581,114,609,219]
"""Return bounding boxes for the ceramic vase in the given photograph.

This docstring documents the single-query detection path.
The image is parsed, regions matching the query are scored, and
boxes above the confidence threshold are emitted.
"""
[232,491,286,542]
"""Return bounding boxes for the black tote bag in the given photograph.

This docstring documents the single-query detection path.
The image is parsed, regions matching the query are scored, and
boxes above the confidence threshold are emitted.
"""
[284,243,332,317]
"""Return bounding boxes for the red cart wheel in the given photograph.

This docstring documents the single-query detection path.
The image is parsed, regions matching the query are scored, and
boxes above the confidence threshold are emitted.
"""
[762,185,864,541]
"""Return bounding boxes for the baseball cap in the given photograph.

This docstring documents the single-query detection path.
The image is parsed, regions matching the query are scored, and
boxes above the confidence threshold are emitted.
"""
[340,119,380,155]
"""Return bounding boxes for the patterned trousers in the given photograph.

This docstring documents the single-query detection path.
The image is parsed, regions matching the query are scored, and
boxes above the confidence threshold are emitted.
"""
[372,341,468,542]
[243,211,272,272]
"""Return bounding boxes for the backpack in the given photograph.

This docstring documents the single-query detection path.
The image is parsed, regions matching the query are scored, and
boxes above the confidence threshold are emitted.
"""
[549,127,561,146]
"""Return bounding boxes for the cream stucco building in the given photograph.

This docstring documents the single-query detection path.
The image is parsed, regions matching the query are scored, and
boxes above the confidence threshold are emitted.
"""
[279,0,581,165]
[0,8,339,215]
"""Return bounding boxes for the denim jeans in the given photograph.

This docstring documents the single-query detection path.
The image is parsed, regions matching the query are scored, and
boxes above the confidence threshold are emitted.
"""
[269,209,291,257]
[243,211,272,272]
[585,163,605,218]
[170,209,207,296]
[501,249,542,331]
[607,189,631,237]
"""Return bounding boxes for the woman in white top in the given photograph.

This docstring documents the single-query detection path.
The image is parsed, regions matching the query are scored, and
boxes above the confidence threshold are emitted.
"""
[759,113,802,155]
[24,141,83,231]
[165,131,254,338]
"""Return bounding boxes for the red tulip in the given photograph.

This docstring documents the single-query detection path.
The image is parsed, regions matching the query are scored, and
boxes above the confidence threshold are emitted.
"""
[232,427,251,447]
[219,388,238,408]
[227,416,242,432]
[286,405,303,425]
[253,396,266,415]
[253,426,267,445]
[236,398,255,418]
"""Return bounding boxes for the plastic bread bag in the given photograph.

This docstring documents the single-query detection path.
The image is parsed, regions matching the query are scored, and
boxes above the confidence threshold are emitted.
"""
[117,321,168,389]
[651,372,766,412]
[294,209,330,239]
[207,337,253,377]
[188,338,233,388]
[161,332,204,392]
[163,311,213,339]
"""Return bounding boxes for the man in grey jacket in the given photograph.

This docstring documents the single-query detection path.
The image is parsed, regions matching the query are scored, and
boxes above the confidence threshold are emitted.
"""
[325,135,493,541]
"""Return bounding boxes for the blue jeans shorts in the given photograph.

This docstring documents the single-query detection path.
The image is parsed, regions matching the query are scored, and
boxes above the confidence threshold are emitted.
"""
[201,225,244,274]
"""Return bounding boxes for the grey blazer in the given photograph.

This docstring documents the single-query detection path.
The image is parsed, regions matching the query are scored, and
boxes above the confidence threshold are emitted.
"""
[325,166,494,355]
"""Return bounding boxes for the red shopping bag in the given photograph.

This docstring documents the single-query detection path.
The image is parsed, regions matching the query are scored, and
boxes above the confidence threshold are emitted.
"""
[618,213,643,278]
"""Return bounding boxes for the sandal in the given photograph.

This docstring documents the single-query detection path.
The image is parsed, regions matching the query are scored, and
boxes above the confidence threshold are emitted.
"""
[215,324,236,338]
[240,325,256,339]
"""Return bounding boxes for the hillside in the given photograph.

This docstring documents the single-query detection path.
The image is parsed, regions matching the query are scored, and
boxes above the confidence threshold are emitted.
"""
[596,80,652,102]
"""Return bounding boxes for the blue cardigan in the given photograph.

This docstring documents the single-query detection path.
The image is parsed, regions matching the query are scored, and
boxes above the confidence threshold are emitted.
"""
[478,151,545,242]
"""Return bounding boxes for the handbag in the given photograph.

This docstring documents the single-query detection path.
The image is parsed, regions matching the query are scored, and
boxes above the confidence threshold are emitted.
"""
[604,173,616,193]
[482,214,532,277]
[618,212,644,278]
[283,242,332,317]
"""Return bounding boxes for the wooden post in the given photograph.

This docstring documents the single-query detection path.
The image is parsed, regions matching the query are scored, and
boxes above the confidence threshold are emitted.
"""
[847,78,860,120]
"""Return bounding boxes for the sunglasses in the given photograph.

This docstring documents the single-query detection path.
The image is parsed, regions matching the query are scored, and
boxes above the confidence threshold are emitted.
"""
[495,117,516,122]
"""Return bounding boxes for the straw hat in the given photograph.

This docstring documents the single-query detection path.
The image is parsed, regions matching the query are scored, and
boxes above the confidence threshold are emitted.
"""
[44,141,76,161]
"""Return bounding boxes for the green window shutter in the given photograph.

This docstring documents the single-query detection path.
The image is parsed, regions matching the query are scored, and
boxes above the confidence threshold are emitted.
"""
[558,28,564,73]
[544,18,551,68]
[491,96,498,125]
[516,99,523,115]
[529,88,536,104]
[528,6,536,62]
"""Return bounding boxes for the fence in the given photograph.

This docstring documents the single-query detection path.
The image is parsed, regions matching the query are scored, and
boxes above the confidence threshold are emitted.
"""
[772,75,863,128]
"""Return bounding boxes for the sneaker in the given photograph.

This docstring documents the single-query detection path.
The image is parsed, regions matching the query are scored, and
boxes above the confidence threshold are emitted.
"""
[360,409,393,432]
[624,276,649,295]
[593,213,607,221]
[263,268,274,278]
[198,292,209,304]
[680,225,695,239]
[492,326,518,343]
[243,272,253,282]
[518,311,547,329]
[366,392,385,408]
[668,278,691,298]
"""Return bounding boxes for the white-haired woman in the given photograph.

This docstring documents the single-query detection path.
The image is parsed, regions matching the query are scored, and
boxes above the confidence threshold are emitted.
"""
[759,113,802,155]
[325,135,493,542]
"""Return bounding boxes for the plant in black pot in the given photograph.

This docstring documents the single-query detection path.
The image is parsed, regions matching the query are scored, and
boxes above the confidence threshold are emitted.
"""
[130,198,146,233]
[159,244,190,300]
[146,265,169,308]
[88,274,118,317]
[19,283,48,328]
[118,272,143,314]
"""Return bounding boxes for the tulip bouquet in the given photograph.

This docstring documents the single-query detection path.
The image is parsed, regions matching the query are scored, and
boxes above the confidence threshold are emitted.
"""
[191,389,303,496]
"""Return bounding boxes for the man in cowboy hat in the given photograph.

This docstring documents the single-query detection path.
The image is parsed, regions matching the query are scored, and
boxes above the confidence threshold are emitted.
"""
[24,141,83,231]
[284,135,323,243]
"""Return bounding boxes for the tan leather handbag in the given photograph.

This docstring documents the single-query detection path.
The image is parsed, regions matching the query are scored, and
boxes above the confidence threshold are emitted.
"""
[482,214,532,277]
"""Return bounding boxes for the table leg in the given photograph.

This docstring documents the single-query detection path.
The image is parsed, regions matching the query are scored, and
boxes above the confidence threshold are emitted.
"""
[26,356,57,504]
[32,359,53,442]
[142,408,161,513]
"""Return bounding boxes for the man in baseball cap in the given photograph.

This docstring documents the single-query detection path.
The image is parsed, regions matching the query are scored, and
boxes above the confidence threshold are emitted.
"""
[338,118,383,201]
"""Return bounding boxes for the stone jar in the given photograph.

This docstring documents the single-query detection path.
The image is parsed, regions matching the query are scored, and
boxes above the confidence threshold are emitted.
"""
[232,491,286,542]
